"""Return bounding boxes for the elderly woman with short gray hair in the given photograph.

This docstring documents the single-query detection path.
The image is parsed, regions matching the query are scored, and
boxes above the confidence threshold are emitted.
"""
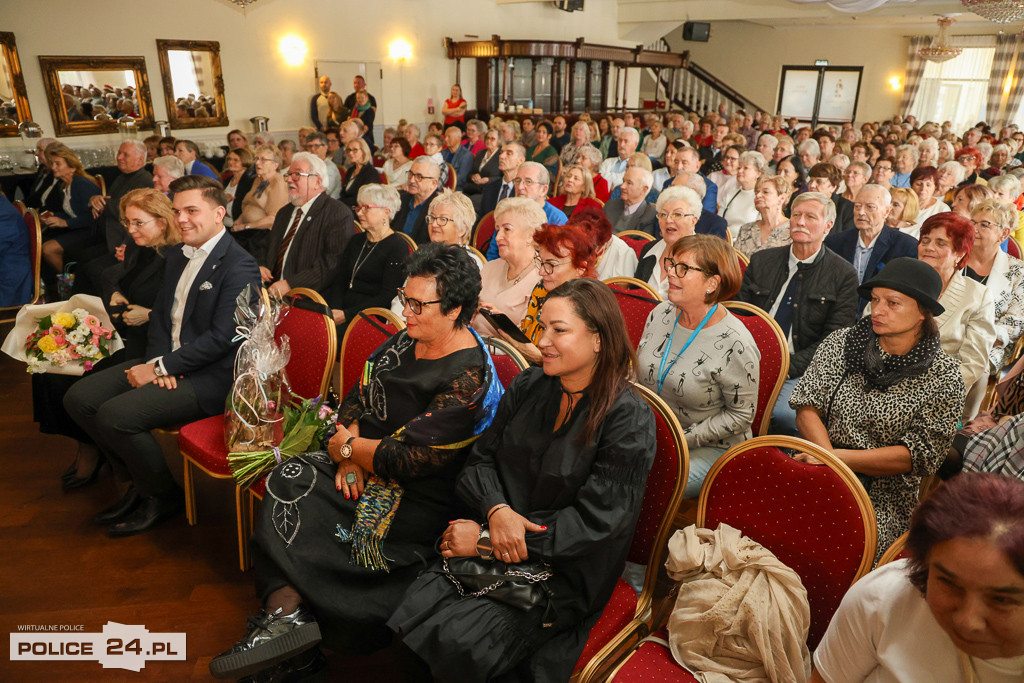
[326,184,411,334]
[718,150,766,236]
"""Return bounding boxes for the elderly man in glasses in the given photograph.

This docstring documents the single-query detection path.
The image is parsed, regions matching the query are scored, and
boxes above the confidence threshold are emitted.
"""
[393,157,444,244]
[304,132,342,200]
[258,152,353,298]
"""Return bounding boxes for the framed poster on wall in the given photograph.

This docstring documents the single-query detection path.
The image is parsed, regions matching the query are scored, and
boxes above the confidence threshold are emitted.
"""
[777,65,863,125]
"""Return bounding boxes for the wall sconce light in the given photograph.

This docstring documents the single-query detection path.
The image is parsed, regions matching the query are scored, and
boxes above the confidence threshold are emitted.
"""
[889,77,902,91]
[389,38,413,62]
[279,34,308,67]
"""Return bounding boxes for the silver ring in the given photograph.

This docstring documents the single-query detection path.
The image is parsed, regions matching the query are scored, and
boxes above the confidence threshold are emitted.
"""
[502,551,510,557]
[443,541,449,551]
[345,472,357,484]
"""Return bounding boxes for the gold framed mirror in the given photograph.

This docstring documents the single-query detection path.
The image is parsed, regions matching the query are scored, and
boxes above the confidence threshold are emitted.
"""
[156,39,228,129]
[0,32,32,137]
[38,55,154,137]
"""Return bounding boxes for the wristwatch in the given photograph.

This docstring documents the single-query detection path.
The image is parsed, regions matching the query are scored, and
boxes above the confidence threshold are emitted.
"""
[153,362,166,377]
[476,528,494,560]
[339,436,356,459]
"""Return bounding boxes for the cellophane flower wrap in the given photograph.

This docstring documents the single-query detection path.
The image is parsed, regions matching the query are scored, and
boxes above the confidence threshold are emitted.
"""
[1,294,124,376]
[227,393,338,489]
[223,285,292,453]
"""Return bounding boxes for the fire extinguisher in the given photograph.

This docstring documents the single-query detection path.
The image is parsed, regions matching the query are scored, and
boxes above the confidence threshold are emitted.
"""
[427,98,435,115]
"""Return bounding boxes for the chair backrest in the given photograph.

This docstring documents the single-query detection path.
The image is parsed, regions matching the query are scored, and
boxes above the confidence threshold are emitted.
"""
[443,162,456,190]
[465,245,486,265]
[724,228,733,246]
[618,229,656,244]
[733,247,749,277]
[876,531,909,568]
[603,276,662,300]
[339,306,405,396]
[473,210,496,252]
[618,234,652,260]
[722,301,789,437]
[1008,235,1022,260]
[277,288,337,400]
[378,171,389,184]
[12,199,26,216]
[395,231,417,253]
[606,282,660,350]
[337,163,347,184]
[549,157,562,197]
[25,208,42,305]
[697,435,877,649]
[482,336,529,389]
[629,383,689,582]
[94,174,106,195]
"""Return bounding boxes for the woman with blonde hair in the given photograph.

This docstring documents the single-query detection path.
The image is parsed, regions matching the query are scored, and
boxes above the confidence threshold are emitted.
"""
[233,143,290,260]
[549,164,602,218]
[887,187,921,237]
[39,143,101,276]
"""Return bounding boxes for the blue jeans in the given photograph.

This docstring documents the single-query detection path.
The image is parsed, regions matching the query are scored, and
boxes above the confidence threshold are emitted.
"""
[686,446,729,498]
[770,376,801,437]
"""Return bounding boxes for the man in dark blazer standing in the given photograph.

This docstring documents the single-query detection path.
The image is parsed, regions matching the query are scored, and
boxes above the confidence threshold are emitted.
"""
[65,175,261,537]
[259,152,353,299]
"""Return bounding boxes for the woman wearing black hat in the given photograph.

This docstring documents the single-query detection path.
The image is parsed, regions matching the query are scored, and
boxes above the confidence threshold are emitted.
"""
[789,257,966,561]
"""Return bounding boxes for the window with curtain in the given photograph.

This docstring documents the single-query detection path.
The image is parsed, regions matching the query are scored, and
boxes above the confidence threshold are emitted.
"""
[909,36,995,133]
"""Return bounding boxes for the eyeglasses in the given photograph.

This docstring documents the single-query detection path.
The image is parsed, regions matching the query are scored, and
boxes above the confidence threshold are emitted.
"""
[957,155,975,163]
[426,215,453,227]
[285,171,317,180]
[533,255,570,274]
[306,142,326,149]
[662,257,706,278]
[407,172,439,183]
[121,217,157,229]
[512,177,541,187]
[397,287,442,315]
[972,219,1003,231]
[255,157,277,164]
[657,210,696,222]
[355,204,387,213]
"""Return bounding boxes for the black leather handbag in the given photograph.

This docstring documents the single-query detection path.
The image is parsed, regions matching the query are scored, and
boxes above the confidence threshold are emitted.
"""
[441,556,554,613]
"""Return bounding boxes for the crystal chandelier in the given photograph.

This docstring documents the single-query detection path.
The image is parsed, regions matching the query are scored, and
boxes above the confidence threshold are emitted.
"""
[919,17,963,63]
[962,0,1024,23]
[230,0,259,6]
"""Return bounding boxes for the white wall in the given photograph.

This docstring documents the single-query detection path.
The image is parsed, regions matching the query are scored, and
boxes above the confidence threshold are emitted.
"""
[664,21,910,123]
[0,0,628,151]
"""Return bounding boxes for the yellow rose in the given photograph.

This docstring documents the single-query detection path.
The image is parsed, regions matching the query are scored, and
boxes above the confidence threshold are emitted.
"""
[37,335,58,354]
[53,312,77,329]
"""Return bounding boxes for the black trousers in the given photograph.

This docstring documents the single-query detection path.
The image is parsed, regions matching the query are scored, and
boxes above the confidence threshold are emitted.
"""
[63,359,209,498]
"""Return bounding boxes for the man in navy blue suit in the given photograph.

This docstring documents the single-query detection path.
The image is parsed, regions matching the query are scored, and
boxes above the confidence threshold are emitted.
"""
[65,175,261,537]
[824,184,918,311]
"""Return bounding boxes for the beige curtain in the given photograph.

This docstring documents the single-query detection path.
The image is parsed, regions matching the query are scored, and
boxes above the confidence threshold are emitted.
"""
[900,36,930,118]
[987,34,1019,127]
[1006,34,1024,126]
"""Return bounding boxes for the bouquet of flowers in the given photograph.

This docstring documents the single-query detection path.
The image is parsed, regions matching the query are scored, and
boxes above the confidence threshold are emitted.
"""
[227,393,338,489]
[224,285,291,452]
[1,294,124,376]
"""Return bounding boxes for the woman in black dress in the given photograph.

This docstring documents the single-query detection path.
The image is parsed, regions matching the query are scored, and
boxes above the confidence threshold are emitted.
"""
[327,184,410,337]
[389,278,657,682]
[35,188,179,490]
[338,137,379,209]
[210,243,505,680]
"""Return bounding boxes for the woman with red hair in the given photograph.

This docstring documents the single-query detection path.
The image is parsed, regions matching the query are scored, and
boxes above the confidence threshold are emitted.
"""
[918,212,997,418]
[567,205,638,279]
[499,223,596,364]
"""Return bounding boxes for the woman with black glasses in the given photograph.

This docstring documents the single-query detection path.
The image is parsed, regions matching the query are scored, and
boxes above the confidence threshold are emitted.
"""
[636,234,760,497]
[326,184,410,335]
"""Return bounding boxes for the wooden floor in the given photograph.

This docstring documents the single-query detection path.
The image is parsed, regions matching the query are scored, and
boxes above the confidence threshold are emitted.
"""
[0,323,408,681]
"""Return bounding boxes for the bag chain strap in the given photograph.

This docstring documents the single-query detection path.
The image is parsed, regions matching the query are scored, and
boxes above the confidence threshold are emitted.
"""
[441,557,553,598]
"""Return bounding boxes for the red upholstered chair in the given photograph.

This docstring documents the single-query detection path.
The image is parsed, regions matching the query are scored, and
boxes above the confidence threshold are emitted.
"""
[1007,236,1022,259]
[605,281,660,350]
[603,436,876,680]
[473,210,496,253]
[733,247,749,278]
[876,531,909,568]
[12,199,27,216]
[722,301,789,437]
[617,231,655,260]
[0,208,42,323]
[394,231,417,253]
[482,336,529,389]
[338,307,404,397]
[443,162,457,190]
[603,277,661,300]
[573,383,688,683]
[177,288,336,570]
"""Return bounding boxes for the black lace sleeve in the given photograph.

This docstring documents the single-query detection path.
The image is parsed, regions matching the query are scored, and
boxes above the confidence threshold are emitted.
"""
[372,365,487,482]
[335,381,364,428]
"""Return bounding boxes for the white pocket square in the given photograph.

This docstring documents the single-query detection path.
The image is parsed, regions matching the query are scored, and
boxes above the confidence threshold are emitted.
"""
[199,281,214,291]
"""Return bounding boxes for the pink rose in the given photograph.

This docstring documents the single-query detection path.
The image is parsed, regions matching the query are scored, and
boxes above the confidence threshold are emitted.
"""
[83,361,94,372]
[91,334,101,346]
[100,328,112,339]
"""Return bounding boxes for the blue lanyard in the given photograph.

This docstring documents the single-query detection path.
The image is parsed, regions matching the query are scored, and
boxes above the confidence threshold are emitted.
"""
[656,304,718,395]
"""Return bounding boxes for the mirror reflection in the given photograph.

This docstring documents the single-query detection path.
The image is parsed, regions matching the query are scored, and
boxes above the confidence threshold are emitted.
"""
[0,32,31,135]
[54,70,141,123]
[166,49,220,120]
[0,63,21,124]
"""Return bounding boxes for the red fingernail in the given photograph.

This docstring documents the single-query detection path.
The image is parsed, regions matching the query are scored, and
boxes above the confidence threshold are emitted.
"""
[448,520,455,524]
[540,526,547,529]
[345,492,350,499]
[336,483,341,491]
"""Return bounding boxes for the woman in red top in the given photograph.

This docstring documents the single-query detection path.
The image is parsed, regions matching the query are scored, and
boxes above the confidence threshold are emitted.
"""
[442,84,467,132]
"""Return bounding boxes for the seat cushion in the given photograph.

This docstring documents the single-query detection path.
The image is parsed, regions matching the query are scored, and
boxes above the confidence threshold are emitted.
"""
[574,578,638,672]
[611,637,698,682]
[178,415,232,476]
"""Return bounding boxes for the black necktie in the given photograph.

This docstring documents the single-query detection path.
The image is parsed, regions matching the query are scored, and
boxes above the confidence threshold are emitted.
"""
[273,208,304,279]
[498,182,512,201]
[774,267,802,337]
